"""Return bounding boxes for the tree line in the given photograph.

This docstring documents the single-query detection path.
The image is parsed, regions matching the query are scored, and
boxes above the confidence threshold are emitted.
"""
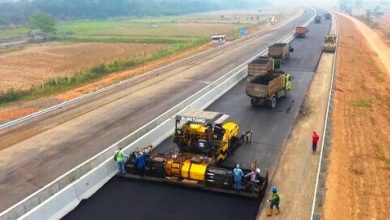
[0,0,269,26]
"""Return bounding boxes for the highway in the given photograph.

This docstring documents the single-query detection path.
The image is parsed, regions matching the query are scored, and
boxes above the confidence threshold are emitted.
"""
[0,9,316,212]
[64,9,331,220]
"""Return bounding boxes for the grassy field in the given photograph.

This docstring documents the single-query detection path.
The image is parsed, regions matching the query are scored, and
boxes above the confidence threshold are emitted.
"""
[0,9,285,104]
[1,10,273,41]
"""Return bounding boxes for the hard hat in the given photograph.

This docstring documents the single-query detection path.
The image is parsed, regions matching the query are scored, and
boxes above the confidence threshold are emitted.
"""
[236,164,240,168]
[272,186,277,193]
[256,168,261,173]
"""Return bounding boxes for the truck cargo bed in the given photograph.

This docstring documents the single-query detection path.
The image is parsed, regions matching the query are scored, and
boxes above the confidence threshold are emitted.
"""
[246,71,287,101]
[249,72,282,85]
[248,56,274,77]
[268,43,289,60]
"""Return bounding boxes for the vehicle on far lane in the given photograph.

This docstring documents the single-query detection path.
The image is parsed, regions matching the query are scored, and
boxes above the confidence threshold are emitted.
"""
[268,43,295,63]
[315,15,322,23]
[295,26,309,38]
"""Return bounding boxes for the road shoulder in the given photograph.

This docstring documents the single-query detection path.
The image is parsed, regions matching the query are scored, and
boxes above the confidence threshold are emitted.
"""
[258,52,334,219]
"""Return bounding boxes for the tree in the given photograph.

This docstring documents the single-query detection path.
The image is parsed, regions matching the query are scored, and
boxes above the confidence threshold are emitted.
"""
[355,0,363,9]
[0,15,5,25]
[365,9,372,21]
[30,13,56,33]
[372,5,384,18]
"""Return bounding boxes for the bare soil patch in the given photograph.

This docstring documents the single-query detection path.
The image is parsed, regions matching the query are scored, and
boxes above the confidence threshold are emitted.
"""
[324,13,390,220]
[0,42,167,92]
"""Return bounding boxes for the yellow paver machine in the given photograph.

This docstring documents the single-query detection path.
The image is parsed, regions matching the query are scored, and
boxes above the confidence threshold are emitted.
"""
[121,110,268,199]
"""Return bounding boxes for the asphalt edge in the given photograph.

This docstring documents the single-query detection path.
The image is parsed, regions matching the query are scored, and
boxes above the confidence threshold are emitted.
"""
[310,10,339,220]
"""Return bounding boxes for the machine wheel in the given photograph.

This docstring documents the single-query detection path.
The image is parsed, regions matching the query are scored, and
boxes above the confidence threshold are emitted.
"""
[250,98,257,107]
[270,97,277,109]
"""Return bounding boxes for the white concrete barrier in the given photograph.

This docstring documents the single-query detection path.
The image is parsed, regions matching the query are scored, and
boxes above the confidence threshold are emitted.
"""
[0,8,317,220]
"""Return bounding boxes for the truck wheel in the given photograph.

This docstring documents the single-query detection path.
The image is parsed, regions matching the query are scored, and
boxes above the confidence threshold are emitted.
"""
[270,97,277,108]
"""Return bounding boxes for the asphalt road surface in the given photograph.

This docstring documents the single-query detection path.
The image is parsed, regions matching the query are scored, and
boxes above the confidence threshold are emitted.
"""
[64,9,331,220]
[0,8,316,211]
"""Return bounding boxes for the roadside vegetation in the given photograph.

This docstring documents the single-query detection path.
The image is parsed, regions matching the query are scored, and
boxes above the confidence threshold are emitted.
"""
[0,0,270,26]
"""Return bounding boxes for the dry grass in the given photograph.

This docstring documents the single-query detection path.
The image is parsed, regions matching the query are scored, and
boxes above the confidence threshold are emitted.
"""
[324,13,390,220]
[0,42,167,92]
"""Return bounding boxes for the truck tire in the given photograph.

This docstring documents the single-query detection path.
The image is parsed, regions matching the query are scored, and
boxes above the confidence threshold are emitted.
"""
[270,97,277,108]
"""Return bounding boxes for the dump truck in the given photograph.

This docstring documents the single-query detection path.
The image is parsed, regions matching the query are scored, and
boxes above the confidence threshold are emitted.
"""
[246,71,292,108]
[295,26,309,38]
[247,56,274,77]
[268,43,294,62]
[174,109,240,162]
[323,34,337,52]
[315,15,322,23]
[325,13,331,20]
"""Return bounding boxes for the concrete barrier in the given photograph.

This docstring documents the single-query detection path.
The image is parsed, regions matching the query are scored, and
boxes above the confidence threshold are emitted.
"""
[0,9,317,220]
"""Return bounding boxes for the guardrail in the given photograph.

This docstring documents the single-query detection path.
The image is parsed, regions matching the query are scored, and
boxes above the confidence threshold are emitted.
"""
[0,9,316,220]
[310,12,339,220]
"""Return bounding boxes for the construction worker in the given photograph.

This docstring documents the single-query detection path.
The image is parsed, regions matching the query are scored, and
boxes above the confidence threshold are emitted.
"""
[233,164,244,192]
[245,168,261,192]
[286,74,292,91]
[135,151,148,177]
[240,132,246,143]
[267,186,280,216]
[114,147,128,175]
[240,130,253,144]
[245,130,253,143]
[312,131,320,153]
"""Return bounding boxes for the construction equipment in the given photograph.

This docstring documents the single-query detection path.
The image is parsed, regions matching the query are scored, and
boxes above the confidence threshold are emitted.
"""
[315,15,322,23]
[268,43,295,63]
[323,34,337,52]
[246,71,292,108]
[174,109,240,162]
[120,110,269,199]
[325,13,331,20]
[247,56,274,77]
[295,26,309,38]
[123,148,269,199]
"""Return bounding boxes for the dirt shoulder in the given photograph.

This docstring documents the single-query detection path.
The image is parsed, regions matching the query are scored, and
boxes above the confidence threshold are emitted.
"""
[323,13,390,220]
[257,52,334,219]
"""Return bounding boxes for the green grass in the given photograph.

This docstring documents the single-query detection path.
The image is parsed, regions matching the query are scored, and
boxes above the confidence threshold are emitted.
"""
[354,99,372,108]
[0,27,29,40]
[0,38,208,105]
